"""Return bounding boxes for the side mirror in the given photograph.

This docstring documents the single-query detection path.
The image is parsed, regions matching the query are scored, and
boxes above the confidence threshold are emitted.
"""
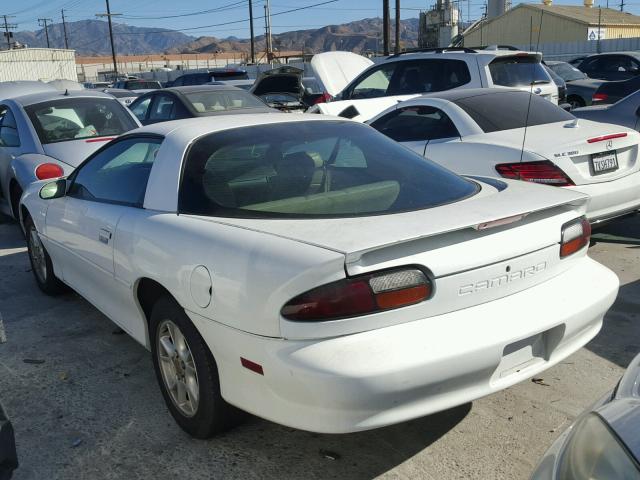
[39,179,67,200]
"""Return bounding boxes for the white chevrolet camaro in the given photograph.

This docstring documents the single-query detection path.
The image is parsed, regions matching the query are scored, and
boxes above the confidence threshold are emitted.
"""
[20,114,618,438]
[369,88,640,224]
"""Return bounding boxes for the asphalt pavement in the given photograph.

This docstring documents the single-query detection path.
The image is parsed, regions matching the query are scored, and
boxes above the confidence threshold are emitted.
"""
[0,214,639,480]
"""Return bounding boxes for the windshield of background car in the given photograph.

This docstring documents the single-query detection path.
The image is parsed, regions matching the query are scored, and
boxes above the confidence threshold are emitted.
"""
[184,90,266,112]
[454,91,575,133]
[127,81,160,90]
[179,121,478,218]
[346,59,471,99]
[548,62,587,81]
[25,97,138,144]
[489,56,550,87]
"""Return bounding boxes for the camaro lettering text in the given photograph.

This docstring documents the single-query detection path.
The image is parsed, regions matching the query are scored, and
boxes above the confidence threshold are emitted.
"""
[458,262,547,296]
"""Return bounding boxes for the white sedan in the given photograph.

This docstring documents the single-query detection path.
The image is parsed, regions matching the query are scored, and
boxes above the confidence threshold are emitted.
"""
[20,114,618,437]
[369,88,640,224]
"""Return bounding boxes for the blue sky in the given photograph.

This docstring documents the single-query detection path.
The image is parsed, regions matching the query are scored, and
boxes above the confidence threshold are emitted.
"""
[9,0,640,39]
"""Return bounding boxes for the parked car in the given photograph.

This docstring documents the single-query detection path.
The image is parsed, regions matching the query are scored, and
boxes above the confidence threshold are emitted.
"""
[576,51,640,81]
[249,66,316,112]
[545,60,603,108]
[310,48,558,122]
[129,85,274,125]
[101,88,140,107]
[170,68,249,87]
[111,79,162,91]
[20,114,618,438]
[0,90,140,218]
[83,81,111,89]
[531,351,640,479]
[573,89,640,131]
[543,64,567,105]
[369,88,640,224]
[0,402,17,479]
[209,79,255,91]
[591,74,640,105]
[568,56,587,67]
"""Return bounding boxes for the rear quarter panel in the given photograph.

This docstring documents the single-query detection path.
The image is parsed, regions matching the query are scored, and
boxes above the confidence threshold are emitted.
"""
[114,212,346,339]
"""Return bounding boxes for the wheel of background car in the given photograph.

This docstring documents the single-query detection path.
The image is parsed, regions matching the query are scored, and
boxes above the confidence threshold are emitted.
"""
[25,216,67,295]
[149,296,242,438]
[568,96,585,109]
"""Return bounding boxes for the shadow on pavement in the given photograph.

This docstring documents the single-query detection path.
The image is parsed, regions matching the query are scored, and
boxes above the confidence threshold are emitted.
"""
[591,214,640,246]
[586,279,640,369]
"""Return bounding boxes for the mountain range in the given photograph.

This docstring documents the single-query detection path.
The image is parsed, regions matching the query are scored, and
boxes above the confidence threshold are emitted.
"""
[11,17,419,56]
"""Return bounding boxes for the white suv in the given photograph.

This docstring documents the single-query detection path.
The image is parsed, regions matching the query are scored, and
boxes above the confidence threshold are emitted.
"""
[310,47,558,122]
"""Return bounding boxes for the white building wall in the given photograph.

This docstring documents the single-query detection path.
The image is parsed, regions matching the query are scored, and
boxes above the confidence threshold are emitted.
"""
[0,48,77,82]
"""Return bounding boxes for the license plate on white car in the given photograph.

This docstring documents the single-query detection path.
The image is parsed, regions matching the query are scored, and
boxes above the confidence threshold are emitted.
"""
[591,151,619,175]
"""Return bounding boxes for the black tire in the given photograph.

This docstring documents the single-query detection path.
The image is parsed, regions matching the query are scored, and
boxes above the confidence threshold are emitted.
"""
[150,296,241,438]
[568,96,586,109]
[24,216,67,295]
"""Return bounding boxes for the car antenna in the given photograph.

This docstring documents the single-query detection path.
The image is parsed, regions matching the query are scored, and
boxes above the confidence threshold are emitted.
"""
[520,10,545,163]
[64,88,69,96]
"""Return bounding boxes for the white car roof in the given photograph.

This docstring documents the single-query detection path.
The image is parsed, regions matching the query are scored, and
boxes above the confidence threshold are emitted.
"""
[135,112,343,142]
[11,89,117,107]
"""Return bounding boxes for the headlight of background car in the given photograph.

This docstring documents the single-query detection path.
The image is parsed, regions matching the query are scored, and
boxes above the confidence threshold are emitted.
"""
[558,413,640,479]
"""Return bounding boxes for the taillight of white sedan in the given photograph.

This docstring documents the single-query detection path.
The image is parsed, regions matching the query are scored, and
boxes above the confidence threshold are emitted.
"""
[20,114,618,438]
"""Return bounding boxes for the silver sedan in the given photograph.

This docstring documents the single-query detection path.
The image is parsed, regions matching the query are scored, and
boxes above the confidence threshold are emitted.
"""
[0,89,139,218]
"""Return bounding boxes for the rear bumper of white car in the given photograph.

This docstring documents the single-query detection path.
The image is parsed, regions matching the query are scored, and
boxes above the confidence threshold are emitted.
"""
[569,170,640,223]
[189,256,618,434]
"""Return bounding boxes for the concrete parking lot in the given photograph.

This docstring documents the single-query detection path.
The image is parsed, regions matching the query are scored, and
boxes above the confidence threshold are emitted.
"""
[1,215,639,480]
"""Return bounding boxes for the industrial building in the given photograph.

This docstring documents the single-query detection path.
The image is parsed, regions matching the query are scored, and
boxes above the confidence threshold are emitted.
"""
[463,2,640,47]
[0,48,77,82]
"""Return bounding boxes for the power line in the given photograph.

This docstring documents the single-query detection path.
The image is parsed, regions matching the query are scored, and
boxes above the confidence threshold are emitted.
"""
[119,0,248,20]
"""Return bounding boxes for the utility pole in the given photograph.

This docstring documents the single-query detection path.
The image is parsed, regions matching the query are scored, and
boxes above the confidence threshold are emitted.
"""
[96,0,121,80]
[61,9,69,49]
[620,0,625,11]
[383,0,390,55]
[1,15,16,50]
[394,0,400,54]
[597,6,602,53]
[38,18,53,48]
[248,0,255,64]
[264,0,273,63]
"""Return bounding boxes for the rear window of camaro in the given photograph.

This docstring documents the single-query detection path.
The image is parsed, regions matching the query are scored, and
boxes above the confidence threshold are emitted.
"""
[178,121,479,218]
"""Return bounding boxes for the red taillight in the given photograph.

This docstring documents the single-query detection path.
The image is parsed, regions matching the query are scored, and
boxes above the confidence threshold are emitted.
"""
[587,132,627,143]
[560,216,591,258]
[592,92,608,102]
[495,161,574,187]
[281,268,432,321]
[313,92,332,104]
[35,163,64,180]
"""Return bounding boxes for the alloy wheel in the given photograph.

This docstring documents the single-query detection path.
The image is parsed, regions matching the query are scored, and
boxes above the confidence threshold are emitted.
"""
[157,319,200,417]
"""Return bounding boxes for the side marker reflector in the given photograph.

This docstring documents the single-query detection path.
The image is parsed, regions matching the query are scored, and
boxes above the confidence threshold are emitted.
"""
[241,357,264,375]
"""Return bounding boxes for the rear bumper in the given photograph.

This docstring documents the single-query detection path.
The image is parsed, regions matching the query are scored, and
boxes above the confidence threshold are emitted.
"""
[568,170,640,223]
[189,257,618,434]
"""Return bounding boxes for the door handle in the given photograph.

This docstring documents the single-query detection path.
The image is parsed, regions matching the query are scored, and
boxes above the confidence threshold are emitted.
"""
[99,228,112,244]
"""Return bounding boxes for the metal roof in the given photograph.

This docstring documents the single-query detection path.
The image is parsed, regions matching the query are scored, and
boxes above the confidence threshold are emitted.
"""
[523,4,640,25]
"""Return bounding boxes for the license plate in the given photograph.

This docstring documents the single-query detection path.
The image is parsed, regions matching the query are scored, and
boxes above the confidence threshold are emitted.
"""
[591,151,619,175]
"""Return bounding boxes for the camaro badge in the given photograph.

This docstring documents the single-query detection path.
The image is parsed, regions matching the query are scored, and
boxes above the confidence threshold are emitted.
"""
[458,262,547,296]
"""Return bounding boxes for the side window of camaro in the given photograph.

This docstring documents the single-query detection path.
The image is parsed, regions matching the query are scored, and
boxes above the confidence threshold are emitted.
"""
[68,137,163,207]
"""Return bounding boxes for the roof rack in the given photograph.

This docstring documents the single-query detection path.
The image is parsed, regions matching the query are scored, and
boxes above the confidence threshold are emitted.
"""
[388,47,478,58]
[471,45,521,51]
